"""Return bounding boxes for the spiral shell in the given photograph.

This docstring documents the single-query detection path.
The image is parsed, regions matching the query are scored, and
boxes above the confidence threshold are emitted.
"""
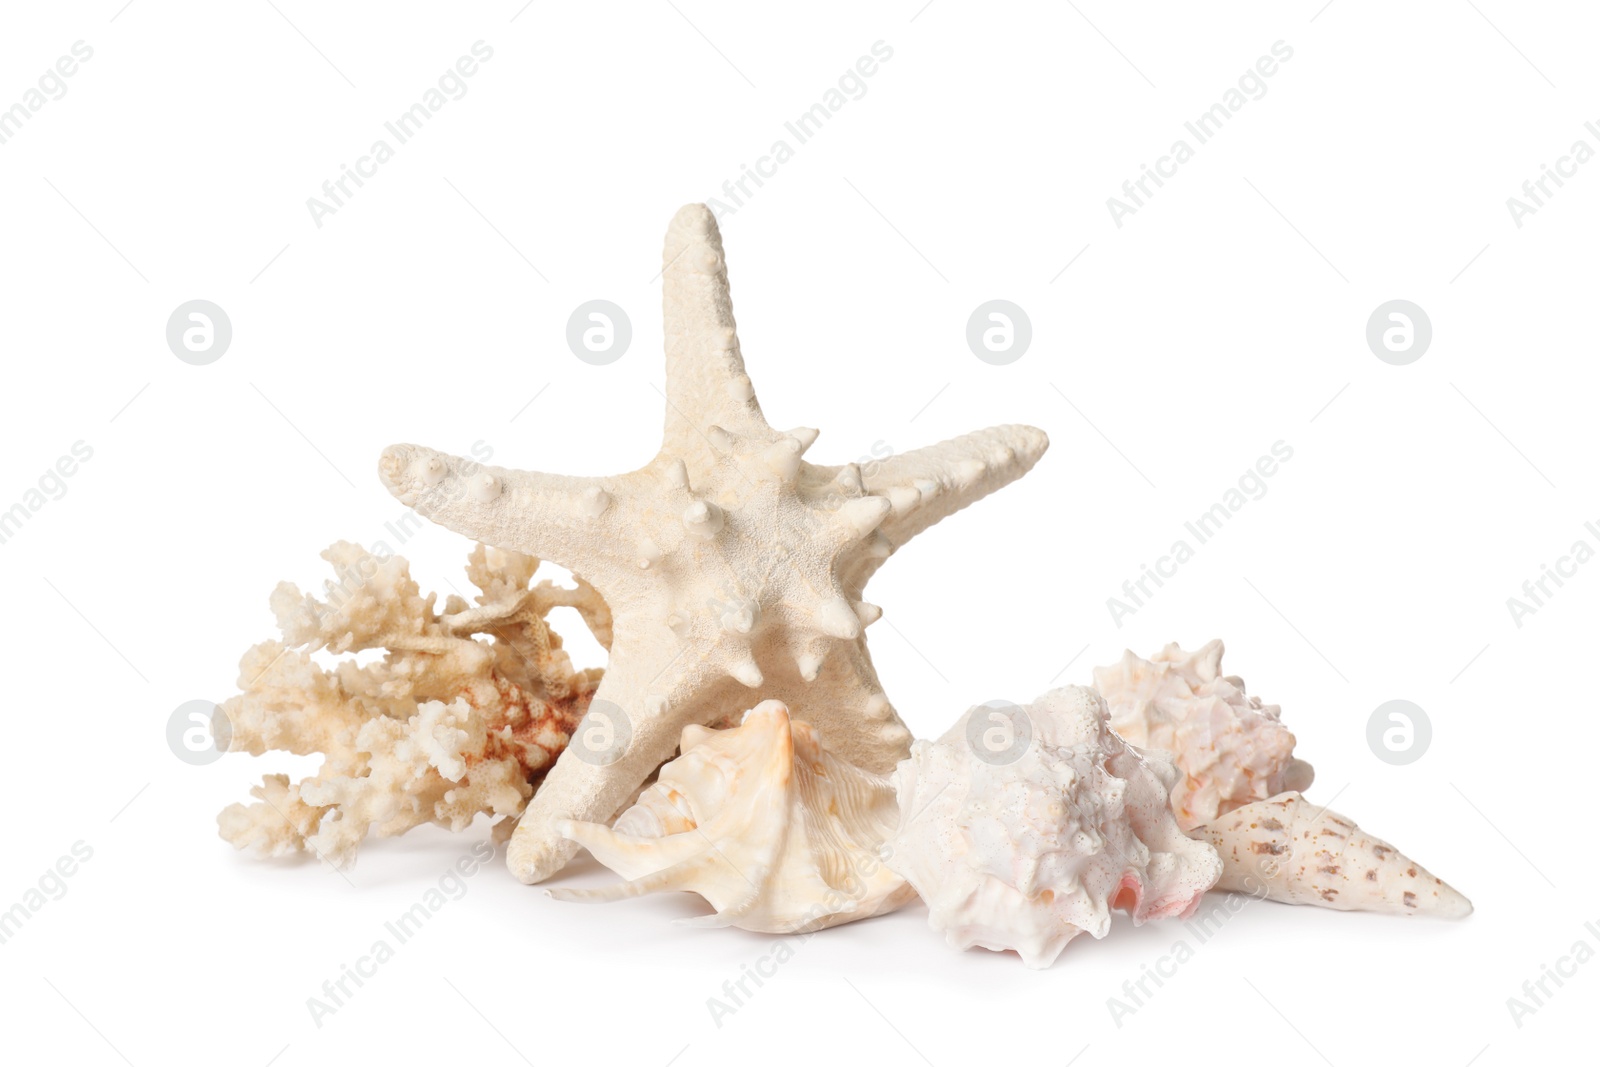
[1093,640,1313,829]
[551,700,914,933]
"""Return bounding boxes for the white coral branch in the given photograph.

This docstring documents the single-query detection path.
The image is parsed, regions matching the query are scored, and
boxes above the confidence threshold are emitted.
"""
[215,541,606,870]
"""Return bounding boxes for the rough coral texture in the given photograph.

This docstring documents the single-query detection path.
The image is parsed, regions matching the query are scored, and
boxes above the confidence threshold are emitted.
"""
[216,541,609,869]
[379,204,1049,884]
[552,700,914,932]
[1093,640,1314,830]
[886,687,1222,969]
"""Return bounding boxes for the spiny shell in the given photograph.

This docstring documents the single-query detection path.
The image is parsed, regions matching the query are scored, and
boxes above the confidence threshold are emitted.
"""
[1194,792,1472,918]
[550,700,914,933]
[1093,640,1313,829]
[885,686,1222,969]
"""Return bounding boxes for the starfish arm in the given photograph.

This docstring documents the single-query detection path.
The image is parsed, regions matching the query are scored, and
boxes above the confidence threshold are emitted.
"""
[661,205,773,470]
[847,423,1048,562]
[507,623,700,884]
[378,442,627,581]
[509,633,914,883]
[798,639,912,774]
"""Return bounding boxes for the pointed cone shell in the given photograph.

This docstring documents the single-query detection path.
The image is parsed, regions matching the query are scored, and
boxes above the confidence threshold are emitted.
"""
[1193,792,1472,918]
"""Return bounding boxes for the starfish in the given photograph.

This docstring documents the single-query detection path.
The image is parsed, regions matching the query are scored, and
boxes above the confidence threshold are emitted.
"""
[379,204,1048,883]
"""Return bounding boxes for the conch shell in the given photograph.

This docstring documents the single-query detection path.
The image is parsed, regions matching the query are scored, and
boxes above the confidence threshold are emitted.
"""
[1193,791,1472,918]
[1093,640,1313,829]
[550,700,914,933]
[885,686,1222,968]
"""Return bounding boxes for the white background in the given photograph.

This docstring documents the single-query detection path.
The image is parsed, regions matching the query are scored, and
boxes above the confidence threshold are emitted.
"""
[1,2,1594,1064]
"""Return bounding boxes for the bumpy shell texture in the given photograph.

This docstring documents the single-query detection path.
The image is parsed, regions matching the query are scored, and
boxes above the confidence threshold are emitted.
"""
[1093,640,1313,830]
[885,686,1222,969]
[1195,792,1472,918]
[551,700,914,933]
[216,541,608,868]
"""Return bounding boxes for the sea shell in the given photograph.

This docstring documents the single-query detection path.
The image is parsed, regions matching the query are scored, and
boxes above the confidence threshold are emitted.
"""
[1092,640,1313,829]
[885,686,1222,969]
[1193,791,1472,918]
[550,700,915,933]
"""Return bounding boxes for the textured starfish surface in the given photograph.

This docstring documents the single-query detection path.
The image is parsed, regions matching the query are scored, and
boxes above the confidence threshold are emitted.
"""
[379,204,1049,883]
